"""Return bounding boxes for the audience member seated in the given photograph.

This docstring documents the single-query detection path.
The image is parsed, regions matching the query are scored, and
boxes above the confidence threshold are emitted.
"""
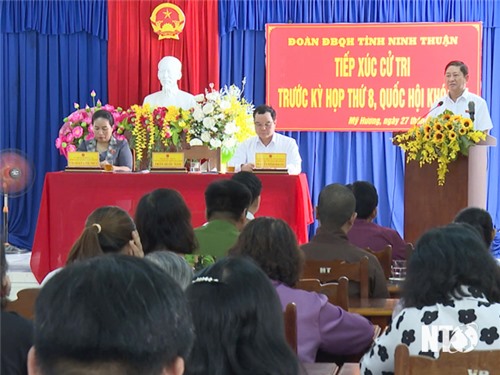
[185,256,299,375]
[77,109,133,171]
[135,188,197,255]
[1,240,33,375]
[143,56,197,110]
[361,223,500,374]
[145,250,193,290]
[194,180,251,258]
[301,184,389,298]
[230,217,375,363]
[347,181,406,260]
[29,254,194,375]
[231,171,262,221]
[41,206,143,285]
[453,207,496,250]
[228,105,302,175]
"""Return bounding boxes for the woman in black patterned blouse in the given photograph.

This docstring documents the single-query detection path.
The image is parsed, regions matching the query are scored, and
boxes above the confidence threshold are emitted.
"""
[361,223,500,374]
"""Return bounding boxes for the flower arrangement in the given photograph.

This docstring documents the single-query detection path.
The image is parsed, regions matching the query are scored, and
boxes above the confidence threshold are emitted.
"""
[55,91,128,158]
[188,80,255,159]
[123,104,192,163]
[394,110,486,185]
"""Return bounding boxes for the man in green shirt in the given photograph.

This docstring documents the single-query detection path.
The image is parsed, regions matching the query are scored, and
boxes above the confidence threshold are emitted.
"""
[194,179,251,258]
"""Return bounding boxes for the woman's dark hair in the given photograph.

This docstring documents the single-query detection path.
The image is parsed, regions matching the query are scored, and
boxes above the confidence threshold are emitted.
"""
[185,256,298,375]
[403,223,500,308]
[135,189,197,254]
[92,109,114,126]
[229,217,303,287]
[66,206,135,264]
[453,207,494,247]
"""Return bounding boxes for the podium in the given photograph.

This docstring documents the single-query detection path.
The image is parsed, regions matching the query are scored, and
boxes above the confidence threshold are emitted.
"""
[403,135,496,244]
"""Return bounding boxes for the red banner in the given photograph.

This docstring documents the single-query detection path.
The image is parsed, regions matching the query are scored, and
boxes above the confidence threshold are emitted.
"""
[266,23,481,131]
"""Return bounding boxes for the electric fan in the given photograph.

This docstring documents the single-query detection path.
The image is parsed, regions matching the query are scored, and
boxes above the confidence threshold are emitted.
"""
[0,149,35,253]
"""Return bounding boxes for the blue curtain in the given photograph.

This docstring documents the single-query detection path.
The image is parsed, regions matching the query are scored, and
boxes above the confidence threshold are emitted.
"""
[0,0,108,249]
[219,0,500,238]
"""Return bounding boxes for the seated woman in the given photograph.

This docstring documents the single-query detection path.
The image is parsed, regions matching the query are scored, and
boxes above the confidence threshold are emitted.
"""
[229,217,375,363]
[185,257,299,375]
[453,207,496,249]
[42,206,143,284]
[361,223,500,374]
[135,188,197,255]
[77,109,133,171]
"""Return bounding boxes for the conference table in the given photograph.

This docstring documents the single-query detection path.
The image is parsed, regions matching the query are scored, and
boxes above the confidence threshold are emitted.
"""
[30,171,313,282]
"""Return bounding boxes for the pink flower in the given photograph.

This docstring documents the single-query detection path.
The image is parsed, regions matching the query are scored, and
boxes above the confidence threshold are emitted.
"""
[72,126,84,138]
[85,133,94,141]
[90,90,96,97]
[74,102,80,109]
[68,110,83,123]
[114,134,126,141]
[55,137,63,148]
[67,144,77,152]
[66,133,74,143]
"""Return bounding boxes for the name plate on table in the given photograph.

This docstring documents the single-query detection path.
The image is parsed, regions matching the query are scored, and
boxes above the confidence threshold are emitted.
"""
[254,153,288,174]
[66,152,100,171]
[150,152,187,173]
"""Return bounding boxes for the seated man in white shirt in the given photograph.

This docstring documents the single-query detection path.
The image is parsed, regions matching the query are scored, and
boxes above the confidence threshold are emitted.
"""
[228,105,302,175]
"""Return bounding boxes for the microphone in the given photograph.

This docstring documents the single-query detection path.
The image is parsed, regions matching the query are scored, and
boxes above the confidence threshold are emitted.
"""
[414,100,444,126]
[467,101,475,122]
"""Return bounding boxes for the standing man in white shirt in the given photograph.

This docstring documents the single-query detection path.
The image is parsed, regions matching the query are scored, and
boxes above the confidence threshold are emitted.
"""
[229,105,302,174]
[431,60,493,132]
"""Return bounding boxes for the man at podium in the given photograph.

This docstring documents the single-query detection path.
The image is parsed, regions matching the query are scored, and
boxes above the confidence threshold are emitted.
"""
[430,60,493,132]
[228,105,302,175]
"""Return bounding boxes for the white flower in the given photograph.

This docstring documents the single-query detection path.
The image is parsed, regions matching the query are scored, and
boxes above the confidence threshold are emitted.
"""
[202,102,214,114]
[219,100,231,110]
[201,132,211,143]
[224,121,238,135]
[193,107,204,121]
[210,138,222,148]
[223,137,237,149]
[228,85,241,97]
[189,138,203,146]
[206,92,220,101]
[203,117,216,129]
[194,94,205,103]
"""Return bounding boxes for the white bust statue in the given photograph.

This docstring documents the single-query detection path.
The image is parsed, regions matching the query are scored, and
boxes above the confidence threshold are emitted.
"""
[143,56,197,110]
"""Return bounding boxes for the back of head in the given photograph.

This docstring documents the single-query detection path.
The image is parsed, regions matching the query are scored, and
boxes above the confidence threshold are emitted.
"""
[253,104,276,120]
[453,207,494,247]
[185,257,298,375]
[317,183,356,229]
[204,180,252,221]
[403,223,500,308]
[145,251,193,290]
[231,171,262,207]
[135,189,197,254]
[230,217,303,287]
[66,206,135,264]
[349,181,378,219]
[33,254,194,375]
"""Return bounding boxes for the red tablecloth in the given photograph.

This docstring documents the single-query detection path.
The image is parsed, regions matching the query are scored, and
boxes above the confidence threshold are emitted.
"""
[30,172,313,282]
